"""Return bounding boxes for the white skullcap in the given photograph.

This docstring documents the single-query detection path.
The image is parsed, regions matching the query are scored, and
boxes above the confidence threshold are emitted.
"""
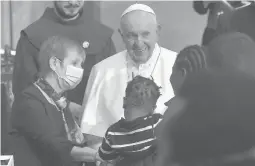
[121,3,156,18]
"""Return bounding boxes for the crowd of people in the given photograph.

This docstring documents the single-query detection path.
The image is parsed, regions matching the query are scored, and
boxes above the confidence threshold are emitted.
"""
[4,1,255,166]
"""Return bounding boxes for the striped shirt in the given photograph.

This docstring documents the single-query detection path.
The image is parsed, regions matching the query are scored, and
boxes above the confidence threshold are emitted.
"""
[98,113,163,162]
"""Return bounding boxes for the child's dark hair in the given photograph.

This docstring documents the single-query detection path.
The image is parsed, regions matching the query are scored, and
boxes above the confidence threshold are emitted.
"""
[123,76,161,109]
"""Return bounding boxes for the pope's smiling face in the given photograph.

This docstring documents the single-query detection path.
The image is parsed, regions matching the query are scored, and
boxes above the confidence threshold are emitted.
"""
[119,10,160,65]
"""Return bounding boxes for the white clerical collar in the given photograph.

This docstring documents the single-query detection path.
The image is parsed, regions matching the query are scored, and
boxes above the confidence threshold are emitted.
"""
[126,43,161,69]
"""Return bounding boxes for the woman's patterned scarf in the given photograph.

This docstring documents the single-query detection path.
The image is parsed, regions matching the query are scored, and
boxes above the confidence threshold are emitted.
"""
[35,78,86,147]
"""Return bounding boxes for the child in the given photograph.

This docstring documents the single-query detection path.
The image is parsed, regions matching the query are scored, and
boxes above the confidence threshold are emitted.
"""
[98,76,163,166]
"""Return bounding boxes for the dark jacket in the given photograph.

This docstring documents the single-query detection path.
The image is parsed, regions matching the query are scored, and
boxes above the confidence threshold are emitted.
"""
[230,5,255,41]
[12,6,116,104]
[10,84,75,166]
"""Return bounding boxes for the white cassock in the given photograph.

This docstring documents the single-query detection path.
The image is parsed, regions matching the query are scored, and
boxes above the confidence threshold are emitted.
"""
[81,43,177,137]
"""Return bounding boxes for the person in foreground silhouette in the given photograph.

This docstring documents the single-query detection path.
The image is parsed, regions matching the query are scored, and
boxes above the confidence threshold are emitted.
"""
[157,69,255,166]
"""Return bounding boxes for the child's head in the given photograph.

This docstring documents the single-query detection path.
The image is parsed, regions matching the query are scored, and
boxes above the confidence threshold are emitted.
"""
[123,76,161,118]
[170,44,207,94]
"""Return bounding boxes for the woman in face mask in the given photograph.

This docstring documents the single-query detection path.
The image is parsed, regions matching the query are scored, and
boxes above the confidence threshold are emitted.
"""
[10,36,103,166]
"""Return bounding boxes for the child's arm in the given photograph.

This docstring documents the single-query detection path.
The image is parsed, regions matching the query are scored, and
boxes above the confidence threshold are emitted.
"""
[98,131,119,161]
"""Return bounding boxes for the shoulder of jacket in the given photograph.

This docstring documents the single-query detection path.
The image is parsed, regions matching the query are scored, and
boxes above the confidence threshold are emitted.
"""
[92,21,114,39]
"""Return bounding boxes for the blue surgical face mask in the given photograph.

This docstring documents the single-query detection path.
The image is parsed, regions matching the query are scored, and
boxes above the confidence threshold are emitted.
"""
[53,58,84,88]
[64,65,84,86]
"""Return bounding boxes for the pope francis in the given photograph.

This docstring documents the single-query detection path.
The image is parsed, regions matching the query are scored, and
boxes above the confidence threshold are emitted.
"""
[81,4,177,137]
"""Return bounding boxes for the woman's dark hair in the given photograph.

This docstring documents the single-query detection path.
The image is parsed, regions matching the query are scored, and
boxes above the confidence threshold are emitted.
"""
[170,45,207,95]
[123,76,161,109]
[174,45,207,74]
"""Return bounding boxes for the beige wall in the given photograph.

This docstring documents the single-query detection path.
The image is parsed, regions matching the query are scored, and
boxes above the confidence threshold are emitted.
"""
[1,1,207,52]
[1,1,52,49]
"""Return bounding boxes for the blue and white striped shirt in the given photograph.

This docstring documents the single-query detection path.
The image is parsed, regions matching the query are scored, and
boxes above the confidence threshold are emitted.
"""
[98,113,163,161]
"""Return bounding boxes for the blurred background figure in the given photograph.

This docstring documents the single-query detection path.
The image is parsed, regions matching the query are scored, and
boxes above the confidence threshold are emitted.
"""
[1,45,15,155]
[193,0,255,45]
[1,83,11,155]
[193,0,233,45]
[230,1,255,41]
[170,32,255,95]
[158,69,255,166]
[206,32,255,75]
[193,0,220,45]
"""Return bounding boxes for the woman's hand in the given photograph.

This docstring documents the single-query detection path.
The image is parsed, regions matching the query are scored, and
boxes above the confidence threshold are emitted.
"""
[94,151,104,163]
[71,146,97,162]
[94,152,117,166]
[94,151,108,166]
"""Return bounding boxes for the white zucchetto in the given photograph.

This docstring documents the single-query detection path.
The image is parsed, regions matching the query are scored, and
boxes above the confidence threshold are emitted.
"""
[121,3,156,18]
